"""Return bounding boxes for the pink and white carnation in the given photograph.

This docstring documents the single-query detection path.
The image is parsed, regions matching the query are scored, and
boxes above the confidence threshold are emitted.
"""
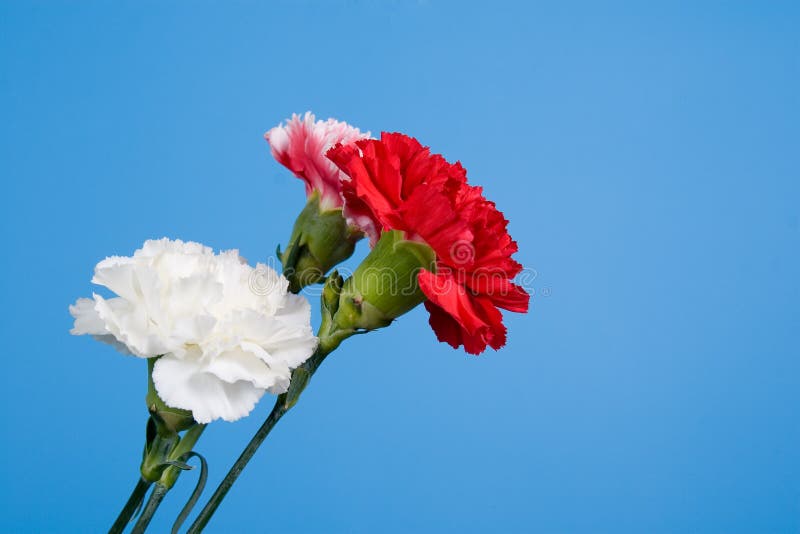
[265,111,370,210]
[69,238,318,424]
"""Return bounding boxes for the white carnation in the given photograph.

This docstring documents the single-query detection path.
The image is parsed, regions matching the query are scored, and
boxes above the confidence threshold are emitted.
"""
[70,238,318,423]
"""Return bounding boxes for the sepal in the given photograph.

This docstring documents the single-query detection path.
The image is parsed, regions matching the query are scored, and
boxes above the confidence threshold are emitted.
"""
[280,191,361,293]
[332,230,435,331]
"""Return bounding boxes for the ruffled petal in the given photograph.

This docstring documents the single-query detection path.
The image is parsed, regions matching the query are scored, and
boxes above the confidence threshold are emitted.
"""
[69,297,106,336]
[92,256,139,302]
[69,297,135,355]
[204,344,284,390]
[424,300,464,349]
[153,354,265,424]
[266,112,370,209]
[418,269,487,334]
[467,277,530,313]
[93,294,165,357]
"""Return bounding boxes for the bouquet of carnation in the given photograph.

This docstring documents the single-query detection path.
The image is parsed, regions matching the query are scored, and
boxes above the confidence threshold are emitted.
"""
[70,112,529,533]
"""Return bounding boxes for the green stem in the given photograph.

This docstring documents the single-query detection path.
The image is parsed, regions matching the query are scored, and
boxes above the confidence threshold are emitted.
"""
[186,268,357,532]
[108,477,152,534]
[186,348,332,533]
[129,424,207,533]
[131,483,169,534]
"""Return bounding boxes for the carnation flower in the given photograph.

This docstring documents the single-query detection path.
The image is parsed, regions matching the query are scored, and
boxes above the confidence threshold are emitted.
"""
[266,112,371,292]
[265,112,370,210]
[69,238,318,423]
[327,133,529,354]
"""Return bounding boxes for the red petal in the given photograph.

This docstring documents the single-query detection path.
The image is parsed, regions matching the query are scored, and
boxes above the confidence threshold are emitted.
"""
[467,277,530,313]
[418,269,486,334]
[470,295,507,350]
[424,300,463,349]
[398,183,472,259]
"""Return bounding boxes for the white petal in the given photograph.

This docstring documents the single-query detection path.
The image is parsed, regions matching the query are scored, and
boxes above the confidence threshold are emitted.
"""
[239,341,291,378]
[266,376,291,395]
[94,294,170,357]
[69,298,106,335]
[267,336,318,369]
[70,297,136,355]
[92,256,139,301]
[277,293,312,325]
[153,355,265,423]
[170,314,218,346]
[204,344,284,390]
[135,238,212,260]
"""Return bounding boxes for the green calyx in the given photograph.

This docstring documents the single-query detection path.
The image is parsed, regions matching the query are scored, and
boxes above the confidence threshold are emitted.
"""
[318,271,360,352]
[140,420,205,488]
[273,232,435,413]
[279,191,361,293]
[328,230,436,333]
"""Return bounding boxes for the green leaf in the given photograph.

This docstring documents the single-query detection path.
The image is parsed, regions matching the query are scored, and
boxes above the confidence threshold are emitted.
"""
[170,452,208,534]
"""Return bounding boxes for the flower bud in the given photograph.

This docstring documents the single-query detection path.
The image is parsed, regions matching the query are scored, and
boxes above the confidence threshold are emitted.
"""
[280,191,361,293]
[140,417,180,482]
[332,230,436,332]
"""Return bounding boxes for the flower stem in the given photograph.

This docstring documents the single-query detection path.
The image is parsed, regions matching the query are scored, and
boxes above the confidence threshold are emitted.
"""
[126,424,207,533]
[130,483,169,534]
[187,269,357,532]
[108,477,152,534]
[186,348,332,533]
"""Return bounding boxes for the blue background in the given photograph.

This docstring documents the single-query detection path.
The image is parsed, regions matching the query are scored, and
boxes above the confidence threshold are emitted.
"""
[1,1,798,532]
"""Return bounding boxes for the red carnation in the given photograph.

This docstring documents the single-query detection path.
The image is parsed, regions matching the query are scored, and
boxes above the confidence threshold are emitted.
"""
[327,133,529,354]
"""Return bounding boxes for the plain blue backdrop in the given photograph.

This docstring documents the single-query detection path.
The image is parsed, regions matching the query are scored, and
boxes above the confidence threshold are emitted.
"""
[1,1,798,532]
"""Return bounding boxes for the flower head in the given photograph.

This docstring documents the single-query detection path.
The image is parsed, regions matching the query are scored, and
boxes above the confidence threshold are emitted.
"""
[265,112,370,210]
[327,133,529,354]
[70,238,318,423]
